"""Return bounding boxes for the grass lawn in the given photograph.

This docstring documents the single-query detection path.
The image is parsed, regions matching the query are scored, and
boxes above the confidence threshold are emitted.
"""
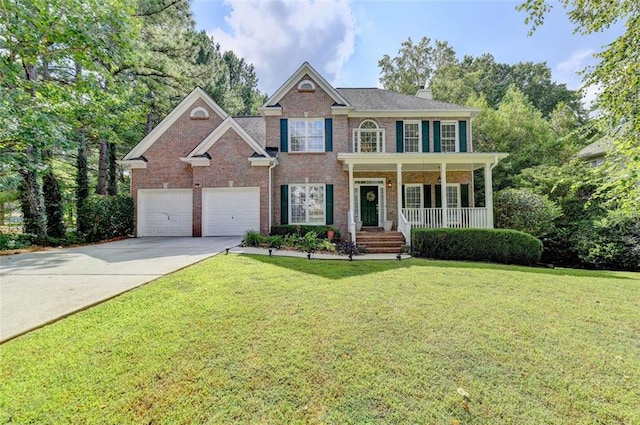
[1,255,638,424]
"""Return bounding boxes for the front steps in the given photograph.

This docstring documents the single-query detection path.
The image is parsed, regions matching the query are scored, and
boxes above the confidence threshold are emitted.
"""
[356,229,405,254]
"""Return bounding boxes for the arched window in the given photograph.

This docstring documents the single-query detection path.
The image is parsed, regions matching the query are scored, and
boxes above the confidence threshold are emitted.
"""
[354,119,384,152]
[297,79,316,92]
[190,106,209,119]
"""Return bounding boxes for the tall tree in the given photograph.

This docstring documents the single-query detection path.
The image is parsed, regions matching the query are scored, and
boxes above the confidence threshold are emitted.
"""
[518,0,640,210]
[378,37,456,95]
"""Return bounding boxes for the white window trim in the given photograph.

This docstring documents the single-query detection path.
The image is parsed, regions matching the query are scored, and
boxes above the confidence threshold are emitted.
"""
[403,120,421,153]
[190,106,210,119]
[440,121,459,153]
[289,184,326,225]
[404,184,423,209]
[297,79,316,92]
[288,118,325,153]
[353,120,385,153]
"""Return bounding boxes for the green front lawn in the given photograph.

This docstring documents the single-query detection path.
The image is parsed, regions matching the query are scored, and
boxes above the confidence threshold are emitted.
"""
[1,256,638,424]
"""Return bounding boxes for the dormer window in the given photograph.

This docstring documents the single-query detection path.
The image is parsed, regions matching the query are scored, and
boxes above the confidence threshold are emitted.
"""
[297,80,316,92]
[190,106,209,120]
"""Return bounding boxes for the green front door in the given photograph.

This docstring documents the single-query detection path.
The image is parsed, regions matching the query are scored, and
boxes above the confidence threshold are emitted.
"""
[360,186,379,226]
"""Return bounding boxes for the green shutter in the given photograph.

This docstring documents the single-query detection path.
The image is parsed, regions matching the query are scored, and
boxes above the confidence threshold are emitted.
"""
[401,184,405,208]
[280,184,288,224]
[459,120,467,152]
[433,121,441,152]
[461,184,469,207]
[421,120,430,152]
[280,119,288,152]
[396,121,404,153]
[423,185,432,208]
[325,184,333,224]
[435,184,442,208]
[325,118,333,152]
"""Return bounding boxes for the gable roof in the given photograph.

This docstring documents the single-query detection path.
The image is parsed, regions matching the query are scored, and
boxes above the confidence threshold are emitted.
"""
[122,86,228,161]
[578,138,610,159]
[234,116,266,147]
[184,117,270,160]
[261,62,350,108]
[336,88,478,113]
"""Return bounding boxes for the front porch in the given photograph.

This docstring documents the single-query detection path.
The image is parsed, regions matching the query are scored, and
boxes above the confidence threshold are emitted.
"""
[337,152,509,245]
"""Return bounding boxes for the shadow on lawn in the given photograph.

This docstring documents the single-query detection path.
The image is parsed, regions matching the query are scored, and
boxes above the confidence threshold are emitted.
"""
[411,258,637,280]
[242,254,636,281]
[243,254,414,280]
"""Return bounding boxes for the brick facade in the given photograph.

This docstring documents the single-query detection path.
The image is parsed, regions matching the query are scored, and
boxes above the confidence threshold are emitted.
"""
[126,66,484,239]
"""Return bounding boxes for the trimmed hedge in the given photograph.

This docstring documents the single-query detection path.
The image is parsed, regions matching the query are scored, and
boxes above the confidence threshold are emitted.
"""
[270,225,340,240]
[412,228,543,266]
[79,195,134,242]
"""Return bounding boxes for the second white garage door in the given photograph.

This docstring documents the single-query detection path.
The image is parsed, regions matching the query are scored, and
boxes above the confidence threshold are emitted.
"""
[202,187,260,236]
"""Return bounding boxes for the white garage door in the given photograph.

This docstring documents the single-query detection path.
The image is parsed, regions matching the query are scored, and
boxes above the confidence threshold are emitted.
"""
[202,187,260,236]
[138,189,193,237]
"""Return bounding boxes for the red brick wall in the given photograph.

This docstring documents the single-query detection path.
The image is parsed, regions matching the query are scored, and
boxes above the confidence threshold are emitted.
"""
[265,75,351,236]
[192,129,270,234]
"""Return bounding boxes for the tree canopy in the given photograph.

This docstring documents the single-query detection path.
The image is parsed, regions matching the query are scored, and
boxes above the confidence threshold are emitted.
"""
[518,0,640,211]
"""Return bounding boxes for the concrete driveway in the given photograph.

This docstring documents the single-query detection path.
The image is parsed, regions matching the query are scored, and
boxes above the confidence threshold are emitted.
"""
[0,237,241,343]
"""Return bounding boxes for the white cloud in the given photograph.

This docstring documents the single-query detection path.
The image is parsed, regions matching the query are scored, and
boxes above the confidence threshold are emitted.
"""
[555,48,595,89]
[209,0,357,94]
[555,48,600,110]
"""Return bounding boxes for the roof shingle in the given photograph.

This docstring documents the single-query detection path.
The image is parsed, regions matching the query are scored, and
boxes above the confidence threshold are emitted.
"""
[336,88,476,111]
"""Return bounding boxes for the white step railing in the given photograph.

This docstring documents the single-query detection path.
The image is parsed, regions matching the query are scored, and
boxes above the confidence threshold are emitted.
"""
[401,208,490,229]
[398,211,411,246]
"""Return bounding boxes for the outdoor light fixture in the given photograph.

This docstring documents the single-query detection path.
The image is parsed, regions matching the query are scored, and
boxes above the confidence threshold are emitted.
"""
[348,253,353,261]
[268,249,273,257]
[396,254,402,261]
[225,247,230,254]
[194,183,201,188]
[387,179,392,188]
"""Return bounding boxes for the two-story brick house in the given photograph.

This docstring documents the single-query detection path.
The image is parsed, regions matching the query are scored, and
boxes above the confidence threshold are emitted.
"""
[119,62,507,247]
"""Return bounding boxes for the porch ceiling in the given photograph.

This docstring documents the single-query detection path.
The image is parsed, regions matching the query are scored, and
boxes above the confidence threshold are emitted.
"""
[337,152,508,172]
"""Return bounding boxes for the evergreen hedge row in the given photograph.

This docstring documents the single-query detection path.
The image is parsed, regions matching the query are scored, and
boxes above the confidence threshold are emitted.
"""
[78,195,134,242]
[412,228,543,266]
[270,225,340,240]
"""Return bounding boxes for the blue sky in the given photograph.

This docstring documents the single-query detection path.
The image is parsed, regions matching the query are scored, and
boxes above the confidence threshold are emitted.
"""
[191,0,622,103]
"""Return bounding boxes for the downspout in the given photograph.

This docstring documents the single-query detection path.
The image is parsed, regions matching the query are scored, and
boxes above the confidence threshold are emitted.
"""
[268,161,276,233]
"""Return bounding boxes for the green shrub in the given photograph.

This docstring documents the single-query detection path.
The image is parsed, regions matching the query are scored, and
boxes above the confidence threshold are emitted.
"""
[299,231,319,253]
[412,228,543,266]
[494,188,561,238]
[79,195,134,242]
[270,225,339,240]
[266,235,283,248]
[318,239,337,252]
[243,230,266,247]
[282,233,299,248]
[573,210,640,271]
[0,232,39,250]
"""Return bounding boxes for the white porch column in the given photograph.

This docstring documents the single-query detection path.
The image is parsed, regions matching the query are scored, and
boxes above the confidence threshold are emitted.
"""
[440,163,448,228]
[349,163,355,241]
[484,162,494,228]
[396,163,403,221]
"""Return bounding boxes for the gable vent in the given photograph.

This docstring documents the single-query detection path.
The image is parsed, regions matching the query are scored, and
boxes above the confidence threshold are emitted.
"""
[190,106,210,120]
[297,79,316,92]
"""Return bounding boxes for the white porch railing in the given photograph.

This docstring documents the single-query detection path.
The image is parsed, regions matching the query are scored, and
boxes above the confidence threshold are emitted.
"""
[402,207,490,229]
[348,210,357,243]
[398,211,411,246]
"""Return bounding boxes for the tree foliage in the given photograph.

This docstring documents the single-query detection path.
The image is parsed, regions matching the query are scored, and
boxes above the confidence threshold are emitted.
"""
[378,37,456,95]
[0,0,265,242]
[518,0,640,210]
